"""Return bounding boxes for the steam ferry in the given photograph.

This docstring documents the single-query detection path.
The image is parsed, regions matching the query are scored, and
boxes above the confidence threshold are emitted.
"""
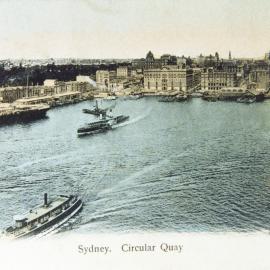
[77,119,112,136]
[3,193,82,239]
[113,115,129,124]
[77,114,129,136]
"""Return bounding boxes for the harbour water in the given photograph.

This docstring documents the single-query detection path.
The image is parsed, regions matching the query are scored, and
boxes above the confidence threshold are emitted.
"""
[1,98,270,233]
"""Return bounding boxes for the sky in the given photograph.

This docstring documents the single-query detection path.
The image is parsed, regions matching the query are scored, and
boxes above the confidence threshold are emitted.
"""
[0,0,270,59]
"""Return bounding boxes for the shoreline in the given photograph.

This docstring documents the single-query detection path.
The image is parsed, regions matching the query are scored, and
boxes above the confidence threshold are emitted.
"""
[0,91,268,126]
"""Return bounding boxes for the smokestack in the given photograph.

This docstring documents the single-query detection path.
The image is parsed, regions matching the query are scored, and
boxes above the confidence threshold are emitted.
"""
[44,193,48,206]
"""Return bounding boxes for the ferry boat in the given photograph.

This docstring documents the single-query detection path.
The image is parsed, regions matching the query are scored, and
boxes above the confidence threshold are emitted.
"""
[77,119,112,136]
[113,115,129,124]
[77,114,129,137]
[3,193,82,239]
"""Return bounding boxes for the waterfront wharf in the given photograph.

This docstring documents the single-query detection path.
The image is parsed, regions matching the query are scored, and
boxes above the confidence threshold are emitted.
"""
[15,91,85,107]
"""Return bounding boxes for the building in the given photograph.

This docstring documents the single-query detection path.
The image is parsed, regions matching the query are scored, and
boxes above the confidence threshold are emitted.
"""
[131,58,145,69]
[248,61,270,90]
[76,75,97,87]
[109,79,131,92]
[116,66,131,78]
[201,68,237,91]
[249,70,270,90]
[96,70,116,89]
[177,56,187,67]
[143,66,196,93]
[144,51,162,70]
[43,79,58,87]
[131,51,176,70]
[0,80,92,103]
[160,54,177,66]
[192,68,202,91]
[96,70,110,87]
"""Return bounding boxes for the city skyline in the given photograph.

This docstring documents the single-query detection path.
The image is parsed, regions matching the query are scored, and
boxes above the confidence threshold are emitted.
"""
[1,0,270,59]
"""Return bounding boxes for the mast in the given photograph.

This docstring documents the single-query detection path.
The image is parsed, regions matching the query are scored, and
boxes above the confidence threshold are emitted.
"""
[26,73,29,98]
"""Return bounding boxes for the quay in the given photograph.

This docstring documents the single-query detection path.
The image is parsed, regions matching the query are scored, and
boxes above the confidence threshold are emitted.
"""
[0,76,95,106]
[16,91,87,107]
[0,102,50,125]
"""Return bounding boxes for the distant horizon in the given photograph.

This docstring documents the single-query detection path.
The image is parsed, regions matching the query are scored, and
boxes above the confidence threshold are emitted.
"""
[0,52,267,61]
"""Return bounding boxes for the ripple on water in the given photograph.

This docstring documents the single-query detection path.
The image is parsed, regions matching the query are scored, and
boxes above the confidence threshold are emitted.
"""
[1,99,270,233]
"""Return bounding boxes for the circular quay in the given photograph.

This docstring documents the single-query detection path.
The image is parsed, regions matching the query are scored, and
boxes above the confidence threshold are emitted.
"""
[0,0,270,270]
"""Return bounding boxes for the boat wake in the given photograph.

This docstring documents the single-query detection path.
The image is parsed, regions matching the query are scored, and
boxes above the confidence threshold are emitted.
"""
[30,202,83,240]
[4,153,69,172]
[96,157,169,197]
[112,107,152,129]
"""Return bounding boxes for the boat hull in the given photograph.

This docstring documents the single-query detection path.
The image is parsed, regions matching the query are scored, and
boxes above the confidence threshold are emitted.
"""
[82,109,106,116]
[0,107,49,125]
[77,127,111,137]
[13,199,82,239]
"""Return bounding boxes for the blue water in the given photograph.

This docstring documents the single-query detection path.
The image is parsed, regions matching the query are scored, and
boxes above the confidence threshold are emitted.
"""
[1,98,270,233]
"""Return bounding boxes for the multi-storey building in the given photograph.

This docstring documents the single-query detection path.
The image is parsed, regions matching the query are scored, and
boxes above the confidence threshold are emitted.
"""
[0,79,93,103]
[192,68,201,91]
[201,68,237,91]
[96,70,110,87]
[144,51,162,70]
[143,66,196,93]
[249,70,270,89]
[131,58,145,69]
[116,66,131,78]
[248,61,270,90]
[132,51,177,70]
[160,54,177,66]
[96,70,116,88]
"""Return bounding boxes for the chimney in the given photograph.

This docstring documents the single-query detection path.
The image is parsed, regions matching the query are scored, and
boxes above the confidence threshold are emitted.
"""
[44,193,48,206]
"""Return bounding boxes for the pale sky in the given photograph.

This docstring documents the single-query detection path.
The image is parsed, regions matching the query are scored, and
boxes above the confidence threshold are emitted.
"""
[0,0,270,59]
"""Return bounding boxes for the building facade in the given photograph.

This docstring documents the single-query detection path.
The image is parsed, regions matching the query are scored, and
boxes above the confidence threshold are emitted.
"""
[144,51,162,70]
[249,70,270,89]
[201,68,237,91]
[0,79,92,103]
[143,67,195,93]
[116,66,131,78]
[248,61,270,90]
[96,70,116,88]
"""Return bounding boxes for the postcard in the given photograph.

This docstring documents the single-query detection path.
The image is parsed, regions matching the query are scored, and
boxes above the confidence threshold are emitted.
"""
[1,0,270,269]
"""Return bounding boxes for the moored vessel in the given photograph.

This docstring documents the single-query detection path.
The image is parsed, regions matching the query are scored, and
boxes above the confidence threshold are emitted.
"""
[126,93,144,100]
[0,104,50,125]
[158,96,176,102]
[236,96,256,103]
[175,94,188,102]
[103,95,117,100]
[82,100,115,117]
[2,193,82,239]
